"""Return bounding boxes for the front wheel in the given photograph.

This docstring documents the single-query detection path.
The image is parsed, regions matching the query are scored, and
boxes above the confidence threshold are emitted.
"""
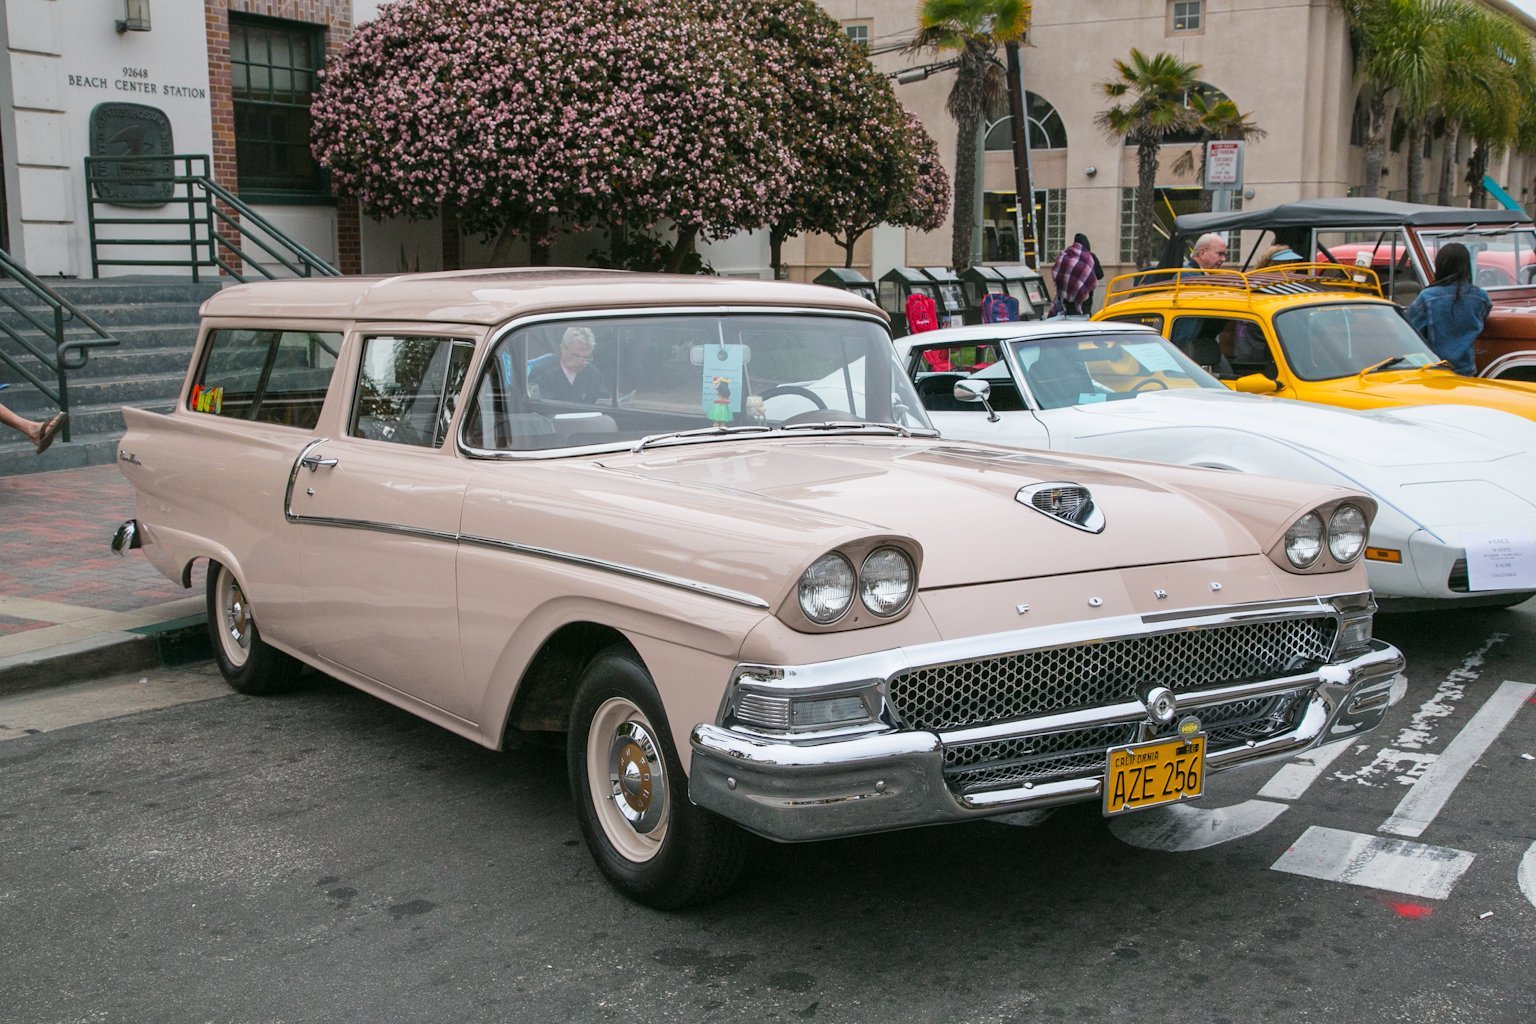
[568,648,747,909]
[206,560,301,695]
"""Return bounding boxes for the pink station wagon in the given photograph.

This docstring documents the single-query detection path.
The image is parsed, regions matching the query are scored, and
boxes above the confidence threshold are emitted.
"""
[111,269,1404,907]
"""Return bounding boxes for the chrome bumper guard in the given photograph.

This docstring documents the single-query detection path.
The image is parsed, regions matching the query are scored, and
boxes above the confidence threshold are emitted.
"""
[111,518,140,555]
[690,638,1403,843]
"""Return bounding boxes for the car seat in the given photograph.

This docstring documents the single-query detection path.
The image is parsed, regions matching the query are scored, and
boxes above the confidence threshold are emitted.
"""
[1025,349,1095,409]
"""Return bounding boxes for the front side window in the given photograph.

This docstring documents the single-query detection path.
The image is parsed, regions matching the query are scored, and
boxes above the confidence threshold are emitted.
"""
[351,335,474,448]
[1274,303,1438,380]
[463,313,931,453]
[1168,315,1272,378]
[190,328,340,428]
[230,15,325,197]
[1419,226,1536,290]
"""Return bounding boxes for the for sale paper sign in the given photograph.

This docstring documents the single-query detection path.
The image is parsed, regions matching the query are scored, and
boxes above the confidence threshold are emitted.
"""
[1460,531,1536,590]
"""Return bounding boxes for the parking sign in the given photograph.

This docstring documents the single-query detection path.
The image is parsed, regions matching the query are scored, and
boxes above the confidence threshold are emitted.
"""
[1205,141,1243,188]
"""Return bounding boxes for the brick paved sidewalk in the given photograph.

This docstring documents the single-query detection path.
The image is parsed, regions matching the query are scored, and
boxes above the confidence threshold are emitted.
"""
[0,465,204,676]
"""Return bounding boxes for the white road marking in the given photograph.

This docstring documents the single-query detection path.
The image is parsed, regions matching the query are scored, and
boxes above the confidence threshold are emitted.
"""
[1520,842,1536,910]
[0,667,229,741]
[1380,680,1535,838]
[1272,825,1476,900]
[1108,798,1288,851]
[1334,633,1507,788]
[1258,737,1355,801]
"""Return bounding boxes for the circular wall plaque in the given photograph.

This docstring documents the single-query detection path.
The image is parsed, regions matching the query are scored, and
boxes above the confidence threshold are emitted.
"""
[89,102,175,207]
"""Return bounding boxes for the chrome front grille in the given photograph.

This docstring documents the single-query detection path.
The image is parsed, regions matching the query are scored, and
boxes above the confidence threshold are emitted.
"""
[889,617,1337,733]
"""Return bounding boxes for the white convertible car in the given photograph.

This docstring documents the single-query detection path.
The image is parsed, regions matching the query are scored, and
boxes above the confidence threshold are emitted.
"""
[894,321,1536,610]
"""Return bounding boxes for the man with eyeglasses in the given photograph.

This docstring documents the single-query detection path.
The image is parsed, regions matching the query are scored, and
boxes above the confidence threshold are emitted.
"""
[1187,233,1229,270]
[529,325,607,403]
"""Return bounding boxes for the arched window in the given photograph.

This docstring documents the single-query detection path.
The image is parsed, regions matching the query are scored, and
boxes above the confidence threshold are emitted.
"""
[1350,91,1371,147]
[984,92,1067,151]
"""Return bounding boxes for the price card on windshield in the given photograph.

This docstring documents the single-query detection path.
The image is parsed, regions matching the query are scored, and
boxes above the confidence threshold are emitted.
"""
[1460,531,1536,590]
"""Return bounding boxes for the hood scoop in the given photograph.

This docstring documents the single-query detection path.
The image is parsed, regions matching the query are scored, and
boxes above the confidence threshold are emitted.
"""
[1018,482,1105,533]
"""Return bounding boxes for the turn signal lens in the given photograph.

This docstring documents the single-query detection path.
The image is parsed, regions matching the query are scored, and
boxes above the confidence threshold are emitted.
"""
[799,553,855,624]
[1284,512,1324,568]
[1328,504,1367,563]
[860,546,915,617]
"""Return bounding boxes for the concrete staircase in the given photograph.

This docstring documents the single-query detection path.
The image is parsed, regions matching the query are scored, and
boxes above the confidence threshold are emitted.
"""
[0,277,220,476]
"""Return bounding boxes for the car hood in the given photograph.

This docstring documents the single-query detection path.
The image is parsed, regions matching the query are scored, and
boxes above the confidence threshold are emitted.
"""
[1326,368,1536,416]
[1065,390,1524,468]
[583,437,1271,591]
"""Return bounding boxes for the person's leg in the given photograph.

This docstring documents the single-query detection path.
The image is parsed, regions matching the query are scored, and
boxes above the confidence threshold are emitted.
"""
[0,401,42,443]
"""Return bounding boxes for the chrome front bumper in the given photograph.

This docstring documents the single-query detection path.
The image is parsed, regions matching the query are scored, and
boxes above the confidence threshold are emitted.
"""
[689,639,1404,843]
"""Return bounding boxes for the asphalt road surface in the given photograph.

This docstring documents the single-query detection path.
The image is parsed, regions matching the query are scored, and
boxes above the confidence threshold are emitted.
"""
[2,606,1533,1024]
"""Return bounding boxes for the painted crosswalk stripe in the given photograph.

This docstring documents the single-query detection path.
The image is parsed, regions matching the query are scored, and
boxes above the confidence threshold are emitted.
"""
[1257,736,1355,801]
[1379,680,1535,838]
[1273,825,1475,900]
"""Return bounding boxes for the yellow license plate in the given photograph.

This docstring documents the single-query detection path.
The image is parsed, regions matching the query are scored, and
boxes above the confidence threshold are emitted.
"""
[1103,734,1205,816]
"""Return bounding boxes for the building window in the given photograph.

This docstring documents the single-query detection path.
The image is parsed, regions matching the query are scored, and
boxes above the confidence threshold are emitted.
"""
[1121,187,1241,266]
[843,22,870,50]
[1170,1,1203,33]
[230,15,326,199]
[983,92,1068,152]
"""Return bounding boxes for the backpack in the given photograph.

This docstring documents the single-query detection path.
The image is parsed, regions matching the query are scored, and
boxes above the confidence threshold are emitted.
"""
[904,292,939,334]
[980,292,1020,324]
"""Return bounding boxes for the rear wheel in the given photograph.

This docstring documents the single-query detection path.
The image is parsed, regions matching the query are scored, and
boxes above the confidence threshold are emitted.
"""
[206,560,301,695]
[567,648,747,909]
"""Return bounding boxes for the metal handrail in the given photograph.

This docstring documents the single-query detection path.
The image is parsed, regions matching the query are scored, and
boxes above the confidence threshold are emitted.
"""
[0,248,119,442]
[85,153,341,282]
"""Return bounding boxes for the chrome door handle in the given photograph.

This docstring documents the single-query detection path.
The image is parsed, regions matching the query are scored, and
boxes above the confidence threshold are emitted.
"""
[300,454,338,472]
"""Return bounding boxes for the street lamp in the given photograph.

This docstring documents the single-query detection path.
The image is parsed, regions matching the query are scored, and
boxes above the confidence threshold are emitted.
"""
[116,0,151,33]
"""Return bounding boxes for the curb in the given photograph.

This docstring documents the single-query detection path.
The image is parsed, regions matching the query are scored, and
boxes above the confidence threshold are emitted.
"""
[0,615,211,698]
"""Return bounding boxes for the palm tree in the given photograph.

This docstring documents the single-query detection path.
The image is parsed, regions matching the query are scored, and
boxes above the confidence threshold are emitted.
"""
[1440,10,1528,207]
[1341,0,1447,199]
[1170,90,1268,211]
[910,0,1032,271]
[1095,49,1201,269]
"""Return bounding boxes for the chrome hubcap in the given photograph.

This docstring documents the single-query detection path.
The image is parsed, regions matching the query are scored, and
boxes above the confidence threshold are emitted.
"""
[221,573,251,661]
[608,722,664,833]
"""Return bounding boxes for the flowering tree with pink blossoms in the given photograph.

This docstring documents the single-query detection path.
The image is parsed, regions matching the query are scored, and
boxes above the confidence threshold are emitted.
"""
[700,0,950,275]
[311,0,794,269]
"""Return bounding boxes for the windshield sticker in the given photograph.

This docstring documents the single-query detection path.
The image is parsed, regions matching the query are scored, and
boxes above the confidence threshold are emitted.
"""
[1126,343,1182,374]
[701,344,745,417]
[1077,392,1107,404]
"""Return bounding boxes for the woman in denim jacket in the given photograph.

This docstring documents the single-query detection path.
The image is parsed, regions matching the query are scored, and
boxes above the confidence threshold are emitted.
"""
[1405,243,1490,374]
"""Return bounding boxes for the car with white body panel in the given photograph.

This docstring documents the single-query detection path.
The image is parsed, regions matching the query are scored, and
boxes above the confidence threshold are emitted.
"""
[112,270,1404,907]
[897,319,1536,610]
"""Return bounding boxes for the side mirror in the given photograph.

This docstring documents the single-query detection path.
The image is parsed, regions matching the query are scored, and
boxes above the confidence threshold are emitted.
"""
[1233,373,1280,394]
[953,379,991,403]
[953,378,999,422]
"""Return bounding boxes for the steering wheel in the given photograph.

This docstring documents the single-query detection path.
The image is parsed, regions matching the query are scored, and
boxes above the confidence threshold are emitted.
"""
[1129,378,1169,392]
[1476,266,1514,287]
[760,384,828,409]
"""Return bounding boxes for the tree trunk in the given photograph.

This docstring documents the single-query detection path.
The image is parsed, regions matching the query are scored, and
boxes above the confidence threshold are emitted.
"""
[1134,139,1160,270]
[490,221,522,267]
[441,202,462,271]
[666,224,699,274]
[840,232,859,269]
[528,212,552,266]
[1360,93,1389,199]
[1437,122,1462,205]
[1406,124,1425,204]
[1466,143,1489,209]
[949,48,987,272]
[769,223,787,280]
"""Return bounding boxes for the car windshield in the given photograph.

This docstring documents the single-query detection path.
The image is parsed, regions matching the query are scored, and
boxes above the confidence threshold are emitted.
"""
[1419,226,1536,290]
[462,312,933,452]
[1272,302,1440,380]
[995,334,1225,410]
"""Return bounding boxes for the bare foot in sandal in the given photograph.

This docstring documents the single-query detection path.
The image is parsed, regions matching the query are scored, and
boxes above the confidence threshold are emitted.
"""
[33,411,67,454]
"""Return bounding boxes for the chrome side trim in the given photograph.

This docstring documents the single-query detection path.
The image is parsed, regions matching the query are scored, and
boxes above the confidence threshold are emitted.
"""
[280,452,768,609]
[456,534,771,609]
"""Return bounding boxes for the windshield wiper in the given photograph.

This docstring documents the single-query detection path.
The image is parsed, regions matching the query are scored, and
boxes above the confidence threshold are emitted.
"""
[631,423,772,453]
[1360,355,1408,376]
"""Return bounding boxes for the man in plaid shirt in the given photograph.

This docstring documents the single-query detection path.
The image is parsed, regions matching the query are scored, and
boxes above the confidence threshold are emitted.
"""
[1050,236,1099,316]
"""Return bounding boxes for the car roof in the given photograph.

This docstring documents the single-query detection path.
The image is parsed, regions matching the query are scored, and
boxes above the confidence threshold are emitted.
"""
[1175,197,1531,234]
[199,268,886,325]
[897,319,1159,350]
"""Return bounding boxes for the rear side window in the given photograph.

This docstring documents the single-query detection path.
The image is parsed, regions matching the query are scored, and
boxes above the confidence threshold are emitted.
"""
[190,328,340,428]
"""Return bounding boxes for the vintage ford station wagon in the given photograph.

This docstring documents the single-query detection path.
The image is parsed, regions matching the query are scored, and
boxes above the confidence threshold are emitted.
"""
[112,270,1404,908]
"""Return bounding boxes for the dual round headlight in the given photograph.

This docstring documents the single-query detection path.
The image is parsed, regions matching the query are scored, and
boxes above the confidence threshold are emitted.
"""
[1283,504,1367,568]
[798,547,915,624]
